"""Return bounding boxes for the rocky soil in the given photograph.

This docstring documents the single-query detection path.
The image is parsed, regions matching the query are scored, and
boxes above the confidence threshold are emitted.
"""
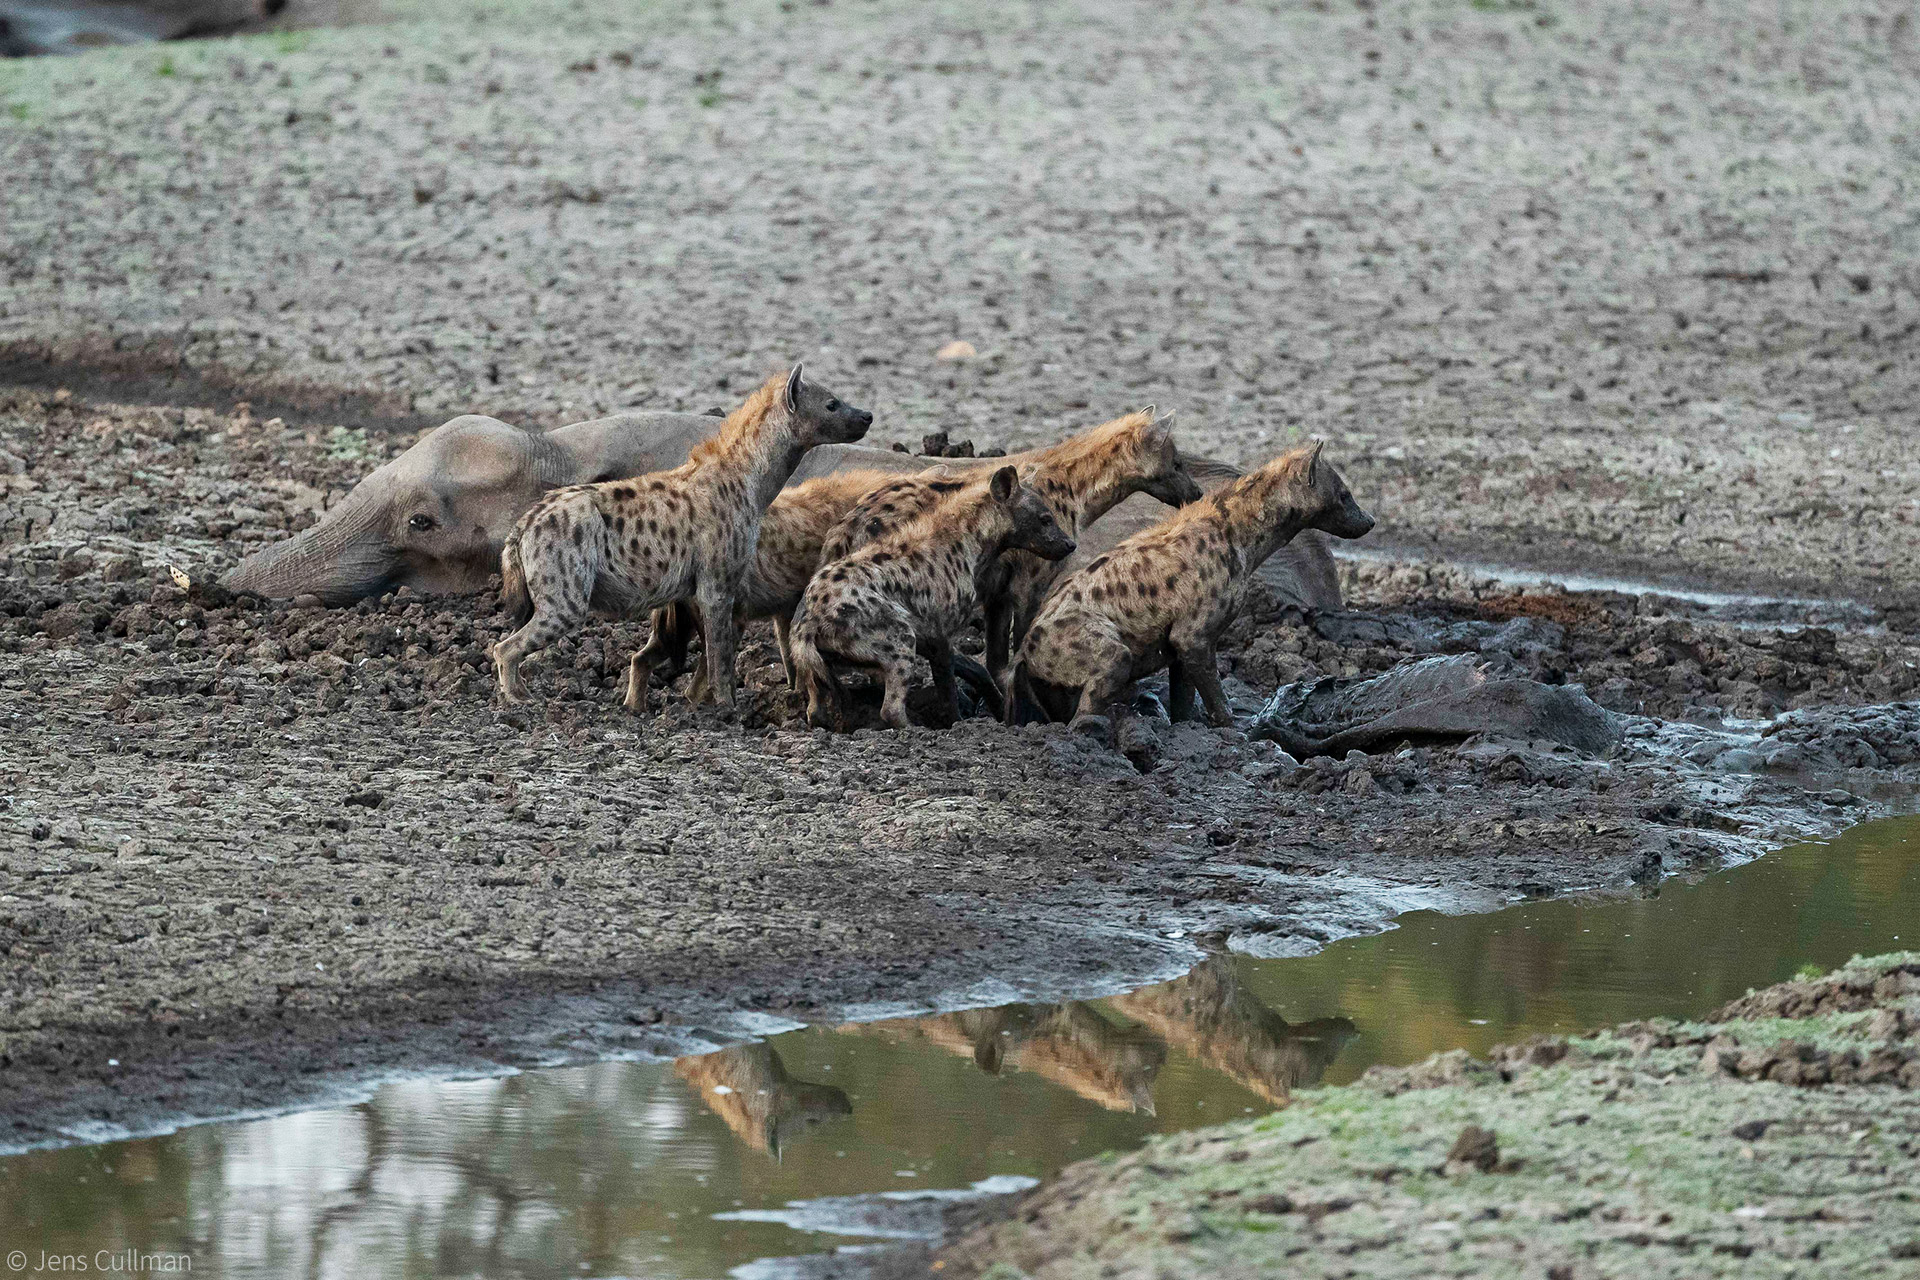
[938,952,1920,1279]
[1,386,1915,1152]
[2,0,1919,606]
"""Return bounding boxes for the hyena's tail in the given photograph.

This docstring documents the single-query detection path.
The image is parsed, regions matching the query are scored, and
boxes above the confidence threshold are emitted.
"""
[788,618,842,730]
[499,532,533,626]
[1005,658,1039,726]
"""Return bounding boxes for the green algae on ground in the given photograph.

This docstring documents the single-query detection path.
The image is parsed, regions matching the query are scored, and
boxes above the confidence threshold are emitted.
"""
[941,954,1920,1279]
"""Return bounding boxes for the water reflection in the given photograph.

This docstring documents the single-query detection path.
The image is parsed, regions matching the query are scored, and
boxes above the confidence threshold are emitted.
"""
[674,1044,853,1158]
[1,816,1915,1279]
[1109,958,1356,1105]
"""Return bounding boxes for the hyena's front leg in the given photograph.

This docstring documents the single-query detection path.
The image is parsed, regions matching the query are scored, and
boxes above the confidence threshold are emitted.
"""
[925,636,958,728]
[697,580,742,708]
[983,595,1014,688]
[1166,652,1199,723]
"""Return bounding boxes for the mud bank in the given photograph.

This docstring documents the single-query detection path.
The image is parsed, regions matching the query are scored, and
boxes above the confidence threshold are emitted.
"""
[3,0,1919,607]
[2,387,1917,1150]
[938,952,1920,1279]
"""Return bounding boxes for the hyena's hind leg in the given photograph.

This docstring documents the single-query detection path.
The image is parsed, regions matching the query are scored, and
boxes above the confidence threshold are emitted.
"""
[789,622,846,731]
[1067,622,1137,739]
[493,555,594,703]
[851,613,922,731]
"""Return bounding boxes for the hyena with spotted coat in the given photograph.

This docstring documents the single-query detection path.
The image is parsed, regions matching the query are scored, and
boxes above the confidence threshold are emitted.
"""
[790,466,1076,731]
[492,366,872,709]
[1013,441,1373,730]
[818,409,1203,690]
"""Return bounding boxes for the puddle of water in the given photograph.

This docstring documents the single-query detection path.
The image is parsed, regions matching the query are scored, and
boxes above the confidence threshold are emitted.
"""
[1336,542,1877,625]
[3,817,1916,1278]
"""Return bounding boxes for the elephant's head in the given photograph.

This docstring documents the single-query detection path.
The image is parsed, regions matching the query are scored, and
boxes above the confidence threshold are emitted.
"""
[221,410,724,604]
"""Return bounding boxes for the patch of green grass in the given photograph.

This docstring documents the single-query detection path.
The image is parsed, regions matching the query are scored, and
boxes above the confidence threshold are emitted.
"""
[4,102,27,122]
[276,30,313,55]
[1794,961,1828,981]
[325,426,376,462]
[156,55,176,78]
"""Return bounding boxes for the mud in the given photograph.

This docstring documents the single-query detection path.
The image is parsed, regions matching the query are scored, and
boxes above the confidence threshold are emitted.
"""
[939,952,1920,1279]
[3,0,1919,607]
[2,387,1917,1152]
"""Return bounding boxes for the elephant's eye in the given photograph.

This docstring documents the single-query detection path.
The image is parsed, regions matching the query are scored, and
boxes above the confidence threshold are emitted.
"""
[826,399,841,412]
[408,514,436,532]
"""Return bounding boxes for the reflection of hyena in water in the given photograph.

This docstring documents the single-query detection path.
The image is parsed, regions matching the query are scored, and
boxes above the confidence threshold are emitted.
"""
[491,366,872,711]
[673,1043,851,1157]
[847,1002,1166,1114]
[790,466,1076,730]
[1109,956,1356,1105]
[1014,441,1375,732]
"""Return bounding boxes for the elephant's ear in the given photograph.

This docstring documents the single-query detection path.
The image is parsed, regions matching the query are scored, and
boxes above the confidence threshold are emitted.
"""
[785,363,804,415]
[437,425,533,491]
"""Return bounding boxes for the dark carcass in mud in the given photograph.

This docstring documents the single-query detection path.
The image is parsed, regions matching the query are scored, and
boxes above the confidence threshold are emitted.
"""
[1250,653,1624,758]
[1,0,284,56]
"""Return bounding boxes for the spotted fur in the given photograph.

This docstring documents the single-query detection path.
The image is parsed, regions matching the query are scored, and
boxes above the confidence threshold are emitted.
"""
[490,366,872,710]
[819,409,1202,691]
[1013,441,1374,729]
[649,467,906,698]
[790,466,1076,731]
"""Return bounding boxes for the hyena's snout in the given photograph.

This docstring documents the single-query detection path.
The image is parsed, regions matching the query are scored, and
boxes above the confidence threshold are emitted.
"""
[1330,499,1375,540]
[833,405,875,443]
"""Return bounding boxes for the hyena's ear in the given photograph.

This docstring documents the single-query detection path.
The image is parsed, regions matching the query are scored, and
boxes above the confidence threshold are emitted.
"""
[990,464,1019,504]
[1146,408,1177,448]
[1302,438,1326,485]
[784,363,805,414]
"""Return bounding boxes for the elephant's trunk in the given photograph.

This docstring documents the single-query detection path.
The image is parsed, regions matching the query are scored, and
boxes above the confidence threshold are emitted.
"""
[220,486,399,604]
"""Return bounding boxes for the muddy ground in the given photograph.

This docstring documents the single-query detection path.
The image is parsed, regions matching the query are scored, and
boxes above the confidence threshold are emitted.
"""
[937,952,1920,1279]
[3,0,1920,1214]
[2,386,1918,1152]
[2,0,1919,607]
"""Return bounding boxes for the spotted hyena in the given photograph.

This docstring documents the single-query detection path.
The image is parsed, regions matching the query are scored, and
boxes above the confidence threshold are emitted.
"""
[818,409,1202,695]
[492,365,872,710]
[1012,441,1373,731]
[790,465,1076,731]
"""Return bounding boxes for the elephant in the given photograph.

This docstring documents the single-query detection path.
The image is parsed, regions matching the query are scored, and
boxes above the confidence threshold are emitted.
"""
[220,410,727,605]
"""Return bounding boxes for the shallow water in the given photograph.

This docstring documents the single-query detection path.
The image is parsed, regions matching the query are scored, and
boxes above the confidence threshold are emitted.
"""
[3,816,1916,1279]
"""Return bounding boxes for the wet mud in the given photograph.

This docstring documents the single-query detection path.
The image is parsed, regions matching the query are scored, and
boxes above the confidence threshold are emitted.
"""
[3,388,1917,1151]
